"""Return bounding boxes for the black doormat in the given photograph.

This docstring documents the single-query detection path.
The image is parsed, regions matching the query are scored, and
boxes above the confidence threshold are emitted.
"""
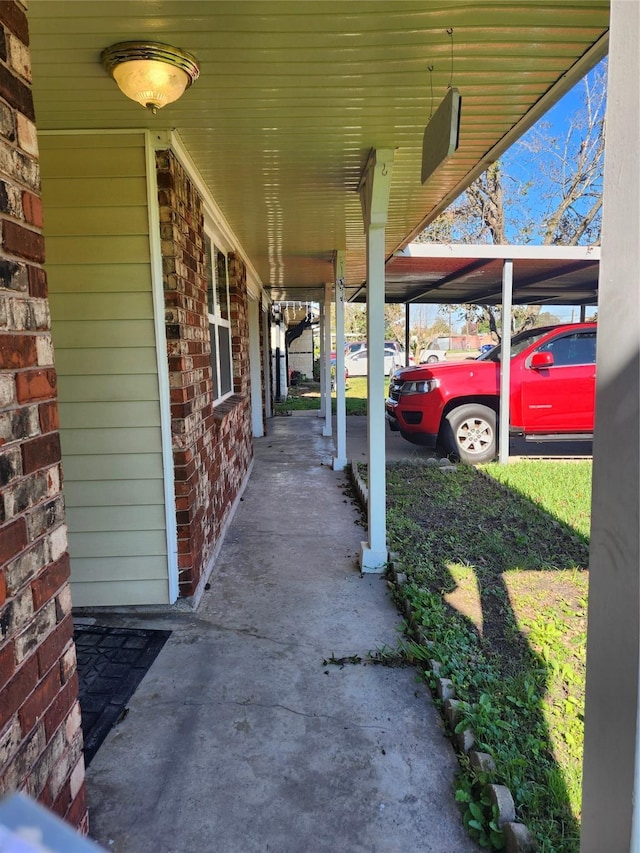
[74,624,171,766]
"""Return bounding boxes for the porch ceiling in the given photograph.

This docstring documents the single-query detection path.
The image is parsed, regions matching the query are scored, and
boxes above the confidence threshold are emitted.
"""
[28,1,609,304]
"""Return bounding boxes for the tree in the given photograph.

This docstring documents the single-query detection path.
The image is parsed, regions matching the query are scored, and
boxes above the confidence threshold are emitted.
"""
[420,60,606,339]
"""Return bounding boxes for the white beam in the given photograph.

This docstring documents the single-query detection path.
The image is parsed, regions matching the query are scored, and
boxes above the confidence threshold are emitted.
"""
[358,149,394,572]
[498,259,513,464]
[400,243,600,261]
[333,252,348,470]
[581,2,640,849]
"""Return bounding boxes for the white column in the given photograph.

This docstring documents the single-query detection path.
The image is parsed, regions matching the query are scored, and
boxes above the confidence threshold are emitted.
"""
[333,251,348,470]
[317,304,326,417]
[581,2,640,850]
[323,284,333,437]
[498,259,513,464]
[358,149,394,572]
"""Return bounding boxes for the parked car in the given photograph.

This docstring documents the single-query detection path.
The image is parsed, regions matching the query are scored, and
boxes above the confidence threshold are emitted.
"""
[386,323,597,463]
[479,343,495,355]
[346,344,413,377]
[419,340,447,364]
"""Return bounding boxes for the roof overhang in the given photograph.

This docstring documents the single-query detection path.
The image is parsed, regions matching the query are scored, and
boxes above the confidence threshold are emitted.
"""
[350,242,600,306]
[28,2,610,302]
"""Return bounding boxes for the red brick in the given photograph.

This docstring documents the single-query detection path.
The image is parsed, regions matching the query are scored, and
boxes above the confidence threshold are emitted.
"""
[19,664,61,734]
[0,516,27,562]
[0,62,34,122]
[0,653,38,730]
[31,554,70,610]
[0,570,5,606]
[28,265,47,298]
[2,220,44,263]
[38,401,59,433]
[0,333,36,369]
[21,432,61,474]
[16,369,57,404]
[0,1,30,45]
[65,778,87,829]
[22,191,43,228]
[36,613,73,677]
[0,638,16,691]
[51,776,71,818]
[42,672,77,740]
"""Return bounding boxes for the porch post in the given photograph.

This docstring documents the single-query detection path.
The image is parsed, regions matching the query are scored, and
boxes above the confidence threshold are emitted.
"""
[581,2,640,849]
[498,258,513,464]
[323,283,333,437]
[358,149,394,572]
[333,251,348,470]
[317,303,326,417]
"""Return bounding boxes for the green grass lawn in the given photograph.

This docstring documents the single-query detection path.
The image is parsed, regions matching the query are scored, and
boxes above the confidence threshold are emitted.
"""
[384,459,592,852]
[275,376,368,416]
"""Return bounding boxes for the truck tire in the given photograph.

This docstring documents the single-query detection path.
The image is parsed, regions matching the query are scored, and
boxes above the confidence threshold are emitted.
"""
[426,354,438,363]
[442,404,497,464]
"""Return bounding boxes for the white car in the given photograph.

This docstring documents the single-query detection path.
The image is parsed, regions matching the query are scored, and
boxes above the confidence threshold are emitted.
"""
[345,345,412,377]
[418,347,447,364]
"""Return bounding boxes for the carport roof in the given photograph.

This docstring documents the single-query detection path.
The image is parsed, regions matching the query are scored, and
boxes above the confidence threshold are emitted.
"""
[349,243,600,306]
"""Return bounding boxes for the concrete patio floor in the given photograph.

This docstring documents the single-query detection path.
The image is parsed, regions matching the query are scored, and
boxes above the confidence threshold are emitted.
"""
[80,413,479,853]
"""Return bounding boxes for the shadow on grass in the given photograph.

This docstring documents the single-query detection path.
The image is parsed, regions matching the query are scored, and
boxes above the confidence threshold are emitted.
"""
[384,462,589,852]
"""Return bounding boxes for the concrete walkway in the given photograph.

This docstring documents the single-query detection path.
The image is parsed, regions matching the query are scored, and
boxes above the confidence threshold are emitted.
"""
[83,414,477,853]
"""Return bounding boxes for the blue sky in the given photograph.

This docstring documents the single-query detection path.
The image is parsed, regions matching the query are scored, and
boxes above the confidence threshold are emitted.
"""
[433,58,606,330]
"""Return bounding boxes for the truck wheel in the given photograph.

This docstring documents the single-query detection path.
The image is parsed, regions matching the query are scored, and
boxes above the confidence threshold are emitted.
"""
[443,404,497,464]
[426,354,438,363]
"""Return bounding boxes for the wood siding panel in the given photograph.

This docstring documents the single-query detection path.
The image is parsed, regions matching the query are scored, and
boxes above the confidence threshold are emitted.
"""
[46,235,151,265]
[52,320,156,349]
[49,292,154,321]
[70,557,168,583]
[55,348,158,376]
[46,264,151,293]
[42,176,148,207]
[60,427,163,455]
[70,579,169,608]
[42,132,169,607]
[66,505,166,532]
[57,374,160,403]
[63,479,165,507]
[63,453,164,481]
[44,206,150,237]
[69,531,167,558]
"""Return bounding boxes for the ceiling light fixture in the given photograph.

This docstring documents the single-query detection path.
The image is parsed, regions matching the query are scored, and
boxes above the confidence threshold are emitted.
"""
[101,41,199,114]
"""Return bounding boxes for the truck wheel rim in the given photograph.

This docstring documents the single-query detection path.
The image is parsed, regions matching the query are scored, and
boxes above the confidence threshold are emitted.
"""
[456,417,493,455]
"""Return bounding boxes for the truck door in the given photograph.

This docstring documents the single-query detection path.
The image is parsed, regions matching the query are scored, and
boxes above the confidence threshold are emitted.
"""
[520,330,597,433]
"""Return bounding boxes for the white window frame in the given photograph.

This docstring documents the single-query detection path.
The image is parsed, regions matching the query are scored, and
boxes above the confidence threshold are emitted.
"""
[205,231,234,402]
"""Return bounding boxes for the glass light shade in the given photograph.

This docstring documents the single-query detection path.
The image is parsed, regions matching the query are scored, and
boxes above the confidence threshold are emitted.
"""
[112,59,190,112]
[102,42,199,114]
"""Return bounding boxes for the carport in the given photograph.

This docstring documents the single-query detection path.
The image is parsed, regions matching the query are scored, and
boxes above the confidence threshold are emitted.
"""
[339,241,601,464]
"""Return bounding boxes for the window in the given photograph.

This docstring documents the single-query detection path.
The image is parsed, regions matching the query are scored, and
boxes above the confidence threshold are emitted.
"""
[205,235,233,399]
[538,331,596,366]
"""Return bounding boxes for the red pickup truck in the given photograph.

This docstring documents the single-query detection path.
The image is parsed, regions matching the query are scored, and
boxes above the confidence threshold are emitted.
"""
[386,323,597,463]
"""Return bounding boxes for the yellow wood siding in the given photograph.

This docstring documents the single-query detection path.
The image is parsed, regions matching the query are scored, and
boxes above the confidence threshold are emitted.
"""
[41,132,170,606]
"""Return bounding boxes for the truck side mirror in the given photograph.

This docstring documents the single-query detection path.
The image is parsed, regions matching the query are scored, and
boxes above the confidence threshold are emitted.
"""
[530,351,554,369]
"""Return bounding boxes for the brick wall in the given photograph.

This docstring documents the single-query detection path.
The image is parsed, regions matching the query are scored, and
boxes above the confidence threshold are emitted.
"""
[0,0,86,831]
[156,150,253,599]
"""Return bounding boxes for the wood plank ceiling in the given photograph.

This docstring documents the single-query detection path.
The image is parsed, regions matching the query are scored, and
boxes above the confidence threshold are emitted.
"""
[28,1,610,304]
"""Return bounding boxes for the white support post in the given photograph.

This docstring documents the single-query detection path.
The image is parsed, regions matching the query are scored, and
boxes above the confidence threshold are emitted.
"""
[498,259,513,464]
[322,284,332,437]
[581,2,640,849]
[333,252,348,470]
[358,149,394,572]
[317,304,326,417]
